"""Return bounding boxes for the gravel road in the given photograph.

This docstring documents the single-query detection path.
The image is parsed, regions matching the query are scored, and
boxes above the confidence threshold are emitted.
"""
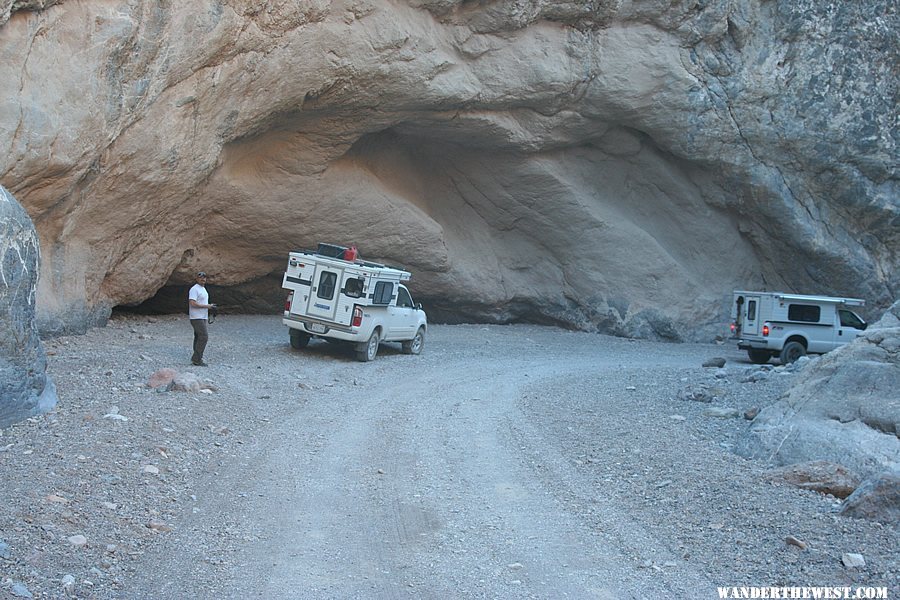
[1,315,896,599]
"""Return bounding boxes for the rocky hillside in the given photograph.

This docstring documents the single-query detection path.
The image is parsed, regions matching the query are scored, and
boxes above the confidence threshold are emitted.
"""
[1,0,897,338]
[738,300,900,477]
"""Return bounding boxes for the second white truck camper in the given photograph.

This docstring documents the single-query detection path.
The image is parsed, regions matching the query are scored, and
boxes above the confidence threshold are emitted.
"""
[730,291,866,364]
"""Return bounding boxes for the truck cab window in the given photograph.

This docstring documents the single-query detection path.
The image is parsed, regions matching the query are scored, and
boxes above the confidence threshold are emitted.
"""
[839,309,866,330]
[788,304,820,323]
[317,271,337,300]
[397,287,413,308]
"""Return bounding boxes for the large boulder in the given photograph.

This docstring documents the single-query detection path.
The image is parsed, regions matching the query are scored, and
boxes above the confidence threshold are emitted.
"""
[737,301,900,480]
[0,2,897,338]
[0,185,57,427]
[839,471,900,524]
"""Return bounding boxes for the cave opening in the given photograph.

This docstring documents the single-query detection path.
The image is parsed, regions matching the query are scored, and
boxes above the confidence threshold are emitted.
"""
[113,273,287,318]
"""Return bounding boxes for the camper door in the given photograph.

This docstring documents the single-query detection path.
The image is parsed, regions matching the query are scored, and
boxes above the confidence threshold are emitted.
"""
[738,295,761,336]
[306,263,343,323]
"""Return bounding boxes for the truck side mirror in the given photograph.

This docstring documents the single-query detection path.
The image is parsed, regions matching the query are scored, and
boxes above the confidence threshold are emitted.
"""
[416,303,423,311]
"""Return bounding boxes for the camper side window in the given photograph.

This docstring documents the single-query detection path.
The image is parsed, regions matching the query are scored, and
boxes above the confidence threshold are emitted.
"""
[747,300,757,321]
[372,281,393,305]
[317,271,337,300]
[343,277,364,298]
[788,304,820,323]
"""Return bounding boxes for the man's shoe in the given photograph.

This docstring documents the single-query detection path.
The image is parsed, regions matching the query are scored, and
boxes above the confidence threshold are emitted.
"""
[192,360,208,367]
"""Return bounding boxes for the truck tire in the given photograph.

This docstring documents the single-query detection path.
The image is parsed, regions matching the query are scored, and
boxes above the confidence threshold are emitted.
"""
[779,341,806,364]
[747,348,771,364]
[356,330,380,362]
[289,330,310,349]
[402,327,425,355]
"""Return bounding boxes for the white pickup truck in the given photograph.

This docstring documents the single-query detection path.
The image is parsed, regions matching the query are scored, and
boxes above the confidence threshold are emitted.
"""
[282,244,427,361]
[730,291,866,364]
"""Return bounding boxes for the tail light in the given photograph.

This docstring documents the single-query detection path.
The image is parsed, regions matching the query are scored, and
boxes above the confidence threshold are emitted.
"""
[284,292,293,312]
[762,323,770,337]
[352,305,363,327]
[730,322,736,334]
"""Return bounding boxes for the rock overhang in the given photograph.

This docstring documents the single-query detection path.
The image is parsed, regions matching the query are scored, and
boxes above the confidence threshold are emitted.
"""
[0,0,895,339]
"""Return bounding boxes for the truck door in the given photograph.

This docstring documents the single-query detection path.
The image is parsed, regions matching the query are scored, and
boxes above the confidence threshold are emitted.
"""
[306,264,343,323]
[741,296,761,337]
[387,285,417,340]
[835,308,866,348]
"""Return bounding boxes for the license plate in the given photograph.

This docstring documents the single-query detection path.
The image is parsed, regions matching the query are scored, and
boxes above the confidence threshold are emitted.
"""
[308,322,327,334]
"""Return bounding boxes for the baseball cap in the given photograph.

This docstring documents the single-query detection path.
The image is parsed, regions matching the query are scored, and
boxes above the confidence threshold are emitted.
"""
[197,271,208,278]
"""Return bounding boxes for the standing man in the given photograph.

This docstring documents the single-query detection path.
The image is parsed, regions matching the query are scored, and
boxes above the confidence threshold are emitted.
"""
[188,272,215,366]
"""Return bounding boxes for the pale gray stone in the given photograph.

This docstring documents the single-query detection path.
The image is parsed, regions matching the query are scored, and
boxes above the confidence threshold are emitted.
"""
[841,553,866,569]
[702,407,741,419]
[167,373,202,393]
[741,370,771,384]
[61,574,76,595]
[702,357,726,368]
[10,582,33,598]
[785,536,807,550]
[678,386,723,403]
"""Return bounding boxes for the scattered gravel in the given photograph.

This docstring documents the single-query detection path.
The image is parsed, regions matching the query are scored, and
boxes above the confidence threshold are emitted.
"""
[0,314,896,599]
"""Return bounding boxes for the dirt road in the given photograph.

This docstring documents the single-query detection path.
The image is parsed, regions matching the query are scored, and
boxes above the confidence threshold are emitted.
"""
[1,316,896,599]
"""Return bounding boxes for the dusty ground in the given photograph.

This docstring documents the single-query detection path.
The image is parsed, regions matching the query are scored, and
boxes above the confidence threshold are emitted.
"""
[0,314,896,599]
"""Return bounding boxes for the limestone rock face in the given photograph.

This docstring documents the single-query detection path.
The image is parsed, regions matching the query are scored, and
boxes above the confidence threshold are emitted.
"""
[0,1,897,337]
[737,301,900,480]
[0,185,57,427]
[0,1,61,27]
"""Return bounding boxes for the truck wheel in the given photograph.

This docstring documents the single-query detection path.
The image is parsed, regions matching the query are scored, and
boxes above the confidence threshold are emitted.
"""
[779,341,806,364]
[356,330,380,362]
[402,328,425,355]
[289,330,310,349]
[747,349,771,364]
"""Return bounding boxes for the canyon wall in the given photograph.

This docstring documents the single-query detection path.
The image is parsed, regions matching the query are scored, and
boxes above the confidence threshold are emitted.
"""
[1,0,897,339]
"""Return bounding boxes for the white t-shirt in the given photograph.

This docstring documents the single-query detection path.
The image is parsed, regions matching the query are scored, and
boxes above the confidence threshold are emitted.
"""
[188,284,209,320]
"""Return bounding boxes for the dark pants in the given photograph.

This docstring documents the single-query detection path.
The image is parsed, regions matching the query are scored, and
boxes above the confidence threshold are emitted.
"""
[190,319,208,363]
